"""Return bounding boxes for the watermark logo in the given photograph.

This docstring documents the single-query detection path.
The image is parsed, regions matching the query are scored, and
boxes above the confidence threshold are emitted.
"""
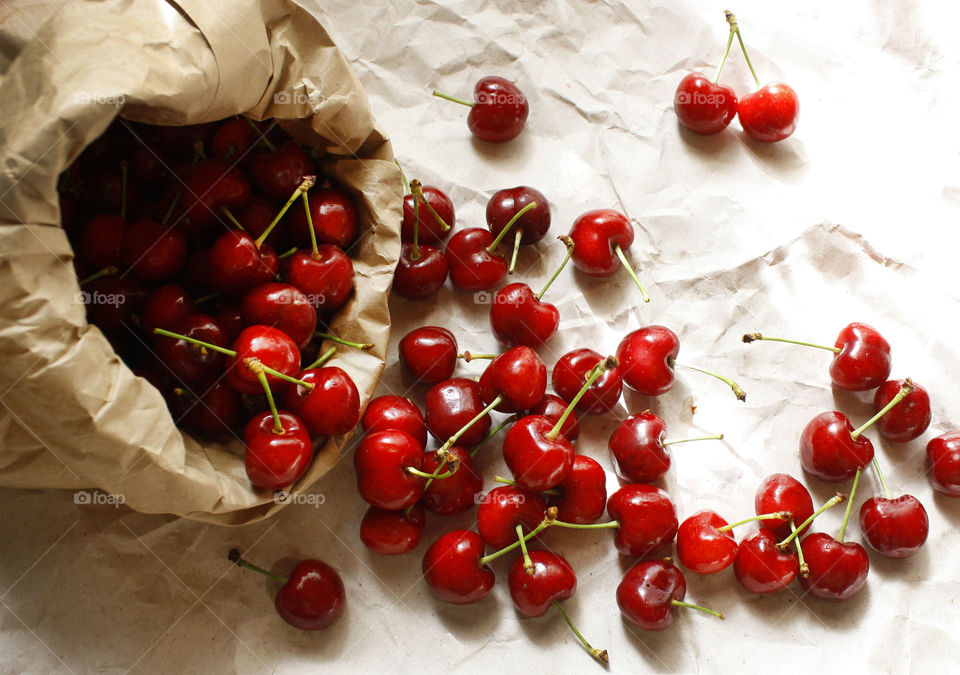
[74,490,126,508]
[273,491,326,507]
[675,91,726,108]
[273,91,316,106]
[476,91,526,106]
[74,92,126,107]
[473,291,516,306]
[474,491,525,506]
[76,290,126,307]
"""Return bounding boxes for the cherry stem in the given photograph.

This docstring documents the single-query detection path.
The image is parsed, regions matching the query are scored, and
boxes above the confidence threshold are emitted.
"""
[253,367,283,434]
[432,90,474,107]
[837,468,862,543]
[220,206,244,231]
[161,190,181,226]
[411,179,450,232]
[516,524,534,574]
[458,351,497,362]
[478,508,559,566]
[536,235,575,300]
[470,415,517,458]
[192,139,206,163]
[613,244,650,303]
[153,327,236,356]
[255,176,316,249]
[670,359,746,402]
[741,333,841,354]
[725,11,761,88]
[439,395,503,453]
[245,118,277,152]
[304,347,337,370]
[194,291,219,304]
[661,433,723,447]
[78,266,118,286]
[713,19,736,84]
[302,191,320,258]
[487,202,538,253]
[494,475,560,496]
[251,361,315,390]
[228,548,287,583]
[409,190,421,261]
[508,228,523,274]
[120,160,128,220]
[550,519,619,531]
[407,464,458,480]
[395,159,411,194]
[791,521,809,577]
[546,357,617,441]
[278,246,299,260]
[777,493,846,550]
[717,512,792,533]
[850,379,914,440]
[671,599,725,621]
[315,332,373,351]
[871,457,892,500]
[553,601,609,665]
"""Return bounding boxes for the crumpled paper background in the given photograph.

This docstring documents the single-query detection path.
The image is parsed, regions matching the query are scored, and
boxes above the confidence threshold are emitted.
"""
[2,0,960,672]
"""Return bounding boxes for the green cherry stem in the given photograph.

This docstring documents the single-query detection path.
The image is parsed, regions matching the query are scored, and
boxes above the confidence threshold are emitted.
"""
[395,159,411,194]
[409,190,422,261]
[411,179,450,232]
[486,202,538,253]
[741,333,841,354]
[837,468,862,543]
[432,90,474,107]
[713,17,737,84]
[661,433,724,447]
[194,291,219,304]
[228,548,287,583]
[161,189,181,226]
[776,493,846,551]
[438,395,503,454]
[255,175,316,249]
[458,351,497,362]
[613,243,650,302]
[302,191,321,259]
[315,332,373,351]
[508,228,523,274]
[494,475,560,496]
[516,524,534,574]
[535,235,575,300]
[717,512,792,533]
[220,206,244,231]
[725,11,761,88]
[277,246,299,260]
[305,347,337,370]
[671,599,725,621]
[791,521,809,578]
[546,357,618,441]
[550,519,619,531]
[78,266,118,286]
[871,457,892,500]
[669,359,746,402]
[553,602,609,665]
[470,415,517,458]
[245,118,277,152]
[253,366,283,434]
[478,508,559,566]
[850,379,914,441]
[407,465,458,480]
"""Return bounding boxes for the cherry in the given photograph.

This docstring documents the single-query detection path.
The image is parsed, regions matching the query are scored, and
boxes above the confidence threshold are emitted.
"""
[154,314,228,385]
[425,378,491,446]
[79,213,127,268]
[140,284,195,336]
[445,228,509,291]
[282,366,360,437]
[244,410,313,489]
[554,455,607,525]
[224,325,303,396]
[229,549,345,631]
[477,485,548,549]
[552,349,622,414]
[181,159,251,232]
[674,72,738,135]
[434,76,529,143]
[606,484,678,558]
[360,505,426,555]
[240,282,317,348]
[234,194,286,248]
[169,383,243,438]
[82,274,150,336]
[858,459,928,558]
[733,529,799,594]
[354,430,426,510]
[288,185,358,250]
[401,177,454,245]
[394,242,448,300]
[743,322,892,391]
[486,186,550,272]
[121,220,188,281]
[618,325,746,400]
[754,473,814,539]
[609,411,723,483]
[676,511,737,575]
[421,530,495,604]
[926,431,960,497]
[569,208,649,300]
[361,395,427,448]
[420,446,482,516]
[489,236,574,347]
[285,244,354,312]
[477,345,547,412]
[873,378,931,442]
[208,230,280,296]
[399,326,458,384]
[617,560,723,631]
[527,394,579,442]
[215,304,246,342]
[251,140,315,201]
[209,116,259,162]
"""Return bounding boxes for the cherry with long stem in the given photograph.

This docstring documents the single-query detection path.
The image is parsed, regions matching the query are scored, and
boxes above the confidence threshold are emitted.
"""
[742,333,840,353]
[614,243,650,302]
[661,433,724,446]
[776,493,846,551]
[304,346,337,370]
[851,379,914,441]
[713,14,736,84]
[486,202,538,254]
[536,235,575,300]
[670,358,746,401]
[255,176,316,249]
[716,512,792,533]
[725,11,761,89]
[546,358,616,442]
[553,602,609,665]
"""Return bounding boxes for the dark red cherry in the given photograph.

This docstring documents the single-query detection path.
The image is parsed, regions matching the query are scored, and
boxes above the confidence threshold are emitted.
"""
[168,382,243,438]
[486,186,550,245]
[225,325,300,396]
[421,530,495,604]
[399,326,458,384]
[361,395,427,448]
[140,284,195,336]
[478,345,547,412]
[251,141,315,201]
[608,411,670,483]
[502,416,576,493]
[554,455,607,525]
[568,209,633,277]
[526,394,579,441]
[800,411,874,483]
[241,282,317,348]
[733,529,799,594]
[181,160,251,232]
[273,559,345,630]
[873,379,931,442]
[155,314,228,385]
[421,446,482,516]
[799,532,869,602]
[616,560,686,631]
[82,275,150,336]
[215,304,246,343]
[285,246,354,312]
[243,410,313,490]
[754,473,814,539]
[859,494,928,559]
[424,378,491,446]
[927,431,960,497]
[676,510,737,575]
[552,349,622,415]
[490,282,559,348]
[210,116,260,162]
[393,243,448,300]
[674,72,738,135]
[121,220,187,281]
[606,484,678,558]
[508,550,576,617]
[354,430,425,511]
[282,367,360,437]
[288,185,358,250]
[234,194,286,248]
[402,184,454,244]
[360,505,426,556]
[477,484,547,549]
[464,76,529,143]
[79,214,127,268]
[208,230,279,297]
[445,228,507,291]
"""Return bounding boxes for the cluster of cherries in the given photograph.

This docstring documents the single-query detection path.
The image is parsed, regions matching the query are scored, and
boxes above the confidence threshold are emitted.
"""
[675,11,800,142]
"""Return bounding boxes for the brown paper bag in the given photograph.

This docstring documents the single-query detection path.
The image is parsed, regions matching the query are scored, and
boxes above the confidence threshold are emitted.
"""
[0,0,401,524]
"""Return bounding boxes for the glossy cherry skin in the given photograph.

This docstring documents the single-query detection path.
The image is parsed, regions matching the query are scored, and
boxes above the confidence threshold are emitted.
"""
[926,431,960,497]
[607,484,679,558]
[616,325,679,396]
[478,346,547,412]
[421,446,482,516]
[79,213,127,268]
[121,220,188,281]
[210,116,260,162]
[490,283,559,348]
[676,510,737,575]
[181,160,251,232]
[467,76,529,143]
[608,412,670,483]
[674,72,738,135]
[568,209,634,277]
[399,326,458,384]
[424,378,491,446]
[421,530,495,604]
[402,185,455,244]
[354,430,425,511]
[154,314,228,385]
[527,394,579,441]
[285,246,354,312]
[755,473,814,540]
[555,455,607,524]
[241,282,317,348]
[361,395,427,448]
[250,141,315,201]
[282,367,360,437]
[225,325,301,396]
[738,82,799,143]
[502,416,575,493]
[829,323,892,391]
[800,411,874,483]
[859,495,928,558]
[288,186,358,250]
[208,230,279,297]
[733,529,799,594]
[799,533,869,601]
[169,382,244,438]
[873,379,931,442]
[360,505,426,555]
[617,560,686,631]
[393,243,448,300]
[508,550,576,617]
[445,228,508,291]
[140,284,195,336]
[477,485,548,549]
[244,410,313,490]
[274,559,345,630]
[486,186,550,245]
[552,349,622,415]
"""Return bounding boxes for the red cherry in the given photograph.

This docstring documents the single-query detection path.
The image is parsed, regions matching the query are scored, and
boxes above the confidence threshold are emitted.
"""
[617,325,678,396]
[354,430,425,510]
[208,230,279,297]
[478,346,547,412]
[210,117,260,162]
[926,431,960,497]
[421,447,482,516]
[608,411,669,483]
[421,530,495,604]
[181,159,251,232]
[399,326,458,384]
[754,473,814,539]
[552,349,622,415]
[527,394,579,442]
[361,395,427,448]
[486,186,550,245]
[490,282,559,348]
[215,304,246,343]
[606,484,678,557]
[169,382,243,438]
[402,183,454,244]
[568,208,634,275]
[502,416,576,493]
[800,411,874,483]
[554,455,607,525]
[288,186,358,250]
[508,550,575,617]
[738,82,799,143]
[424,378,491,446]
[243,410,313,490]
[140,284,195,336]
[281,367,360,437]
[434,76,529,143]
[225,325,301,396]
[445,228,508,291]
[250,141,315,201]
[859,494,928,559]
[274,559,345,630]
[873,379,931,442]
[234,194,286,248]
[285,246,354,312]
[676,510,737,575]
[674,72,738,135]
[360,505,426,556]
[617,560,689,631]
[733,529,799,594]
[477,485,547,549]
[799,532,869,601]
[79,214,127,268]
[393,242,448,300]
[830,323,892,391]
[154,314,228,385]
[241,282,316,348]
[121,220,187,281]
